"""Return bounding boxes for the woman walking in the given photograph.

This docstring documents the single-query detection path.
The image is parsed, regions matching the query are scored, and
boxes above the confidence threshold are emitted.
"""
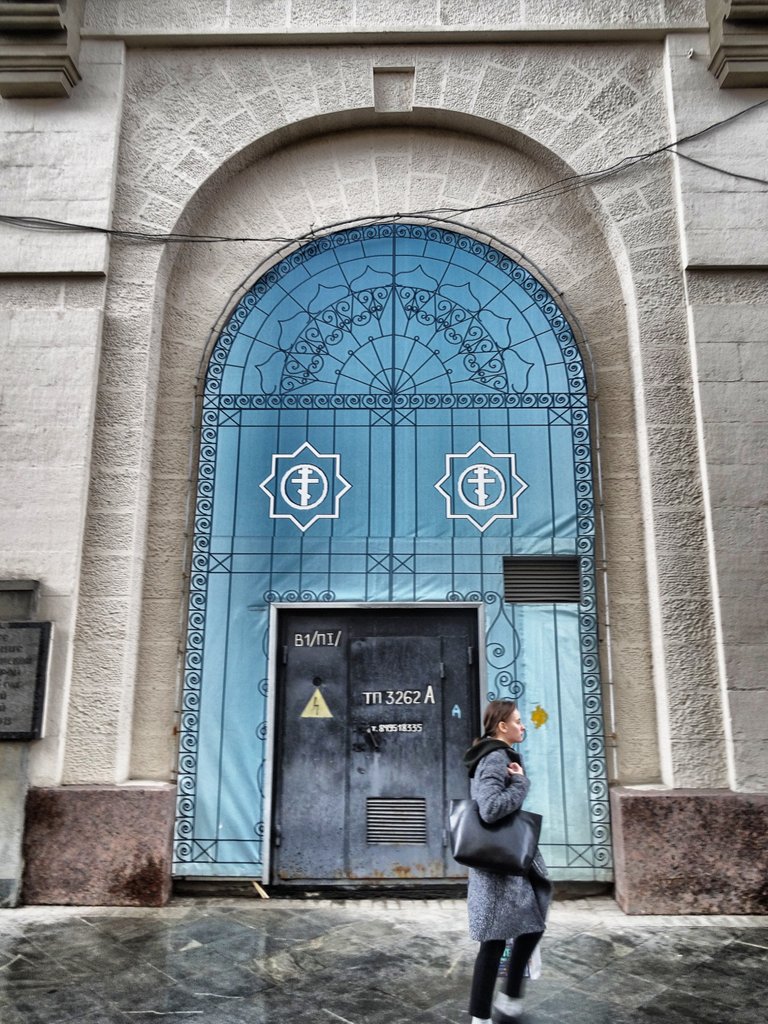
[463,699,552,1024]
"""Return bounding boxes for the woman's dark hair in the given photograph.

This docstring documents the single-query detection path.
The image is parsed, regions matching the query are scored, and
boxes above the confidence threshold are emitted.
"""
[473,699,517,744]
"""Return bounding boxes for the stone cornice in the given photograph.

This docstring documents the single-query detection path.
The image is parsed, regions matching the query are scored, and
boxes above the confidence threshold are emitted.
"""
[724,1,768,19]
[80,27,701,50]
[0,3,66,32]
[708,0,768,86]
[0,0,83,98]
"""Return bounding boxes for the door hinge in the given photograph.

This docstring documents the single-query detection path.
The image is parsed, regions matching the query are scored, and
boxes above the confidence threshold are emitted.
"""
[439,661,446,679]
[282,645,288,664]
[467,646,474,665]
[442,828,449,847]
[274,825,282,848]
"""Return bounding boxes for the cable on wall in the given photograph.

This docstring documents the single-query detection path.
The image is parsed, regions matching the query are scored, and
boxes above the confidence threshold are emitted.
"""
[0,99,766,248]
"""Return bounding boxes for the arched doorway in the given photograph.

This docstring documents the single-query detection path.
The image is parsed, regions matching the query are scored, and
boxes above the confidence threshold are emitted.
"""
[174,223,611,883]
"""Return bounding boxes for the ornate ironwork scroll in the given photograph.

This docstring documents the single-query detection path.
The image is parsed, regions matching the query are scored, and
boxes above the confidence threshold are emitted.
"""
[174,224,611,880]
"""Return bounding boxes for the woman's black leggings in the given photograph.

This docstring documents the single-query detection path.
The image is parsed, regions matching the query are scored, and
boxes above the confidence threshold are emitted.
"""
[468,931,543,1018]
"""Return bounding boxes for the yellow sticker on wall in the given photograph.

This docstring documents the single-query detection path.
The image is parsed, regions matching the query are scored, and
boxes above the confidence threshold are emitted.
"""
[531,704,549,729]
[301,689,333,718]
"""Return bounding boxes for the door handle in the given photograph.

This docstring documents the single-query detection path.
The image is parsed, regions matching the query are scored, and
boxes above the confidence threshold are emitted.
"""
[364,728,380,752]
[351,726,379,752]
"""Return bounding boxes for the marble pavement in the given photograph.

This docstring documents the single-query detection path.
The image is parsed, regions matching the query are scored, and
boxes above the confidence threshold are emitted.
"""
[0,897,766,1023]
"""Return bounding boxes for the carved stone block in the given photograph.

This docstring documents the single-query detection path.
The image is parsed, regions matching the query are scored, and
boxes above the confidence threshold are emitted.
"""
[708,0,768,87]
[0,0,82,98]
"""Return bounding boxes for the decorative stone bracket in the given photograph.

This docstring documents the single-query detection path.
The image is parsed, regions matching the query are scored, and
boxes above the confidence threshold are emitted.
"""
[707,0,768,86]
[0,0,83,98]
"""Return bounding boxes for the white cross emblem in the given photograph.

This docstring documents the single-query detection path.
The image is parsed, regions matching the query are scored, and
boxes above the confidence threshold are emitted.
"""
[435,442,528,532]
[280,464,329,510]
[260,443,351,531]
[458,464,506,510]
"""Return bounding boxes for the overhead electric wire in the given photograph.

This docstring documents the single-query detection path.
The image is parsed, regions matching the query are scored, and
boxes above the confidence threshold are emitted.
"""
[671,149,768,188]
[1,98,766,247]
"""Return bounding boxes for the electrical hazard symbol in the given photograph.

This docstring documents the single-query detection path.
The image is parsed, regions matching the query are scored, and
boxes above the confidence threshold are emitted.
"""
[300,689,333,719]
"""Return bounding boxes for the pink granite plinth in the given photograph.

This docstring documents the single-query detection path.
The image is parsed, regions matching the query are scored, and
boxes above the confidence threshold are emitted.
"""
[22,785,175,906]
[611,787,768,914]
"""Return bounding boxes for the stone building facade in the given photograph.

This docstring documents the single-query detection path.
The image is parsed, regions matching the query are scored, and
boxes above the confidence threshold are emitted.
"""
[1,1,767,911]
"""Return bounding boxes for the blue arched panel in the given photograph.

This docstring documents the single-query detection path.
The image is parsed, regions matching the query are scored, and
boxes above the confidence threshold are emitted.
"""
[175,224,611,879]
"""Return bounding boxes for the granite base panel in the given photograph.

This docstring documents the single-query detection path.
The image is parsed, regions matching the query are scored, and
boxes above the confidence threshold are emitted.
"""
[22,785,176,907]
[611,786,768,915]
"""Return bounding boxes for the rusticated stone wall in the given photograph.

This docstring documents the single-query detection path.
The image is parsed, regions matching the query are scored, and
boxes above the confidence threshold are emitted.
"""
[82,0,707,35]
[2,2,767,910]
[66,40,719,797]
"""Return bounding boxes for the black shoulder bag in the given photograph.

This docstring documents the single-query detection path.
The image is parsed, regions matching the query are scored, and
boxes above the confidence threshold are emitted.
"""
[448,798,542,875]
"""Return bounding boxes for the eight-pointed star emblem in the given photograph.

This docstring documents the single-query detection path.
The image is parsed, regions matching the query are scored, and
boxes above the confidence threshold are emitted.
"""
[434,441,528,532]
[260,442,352,532]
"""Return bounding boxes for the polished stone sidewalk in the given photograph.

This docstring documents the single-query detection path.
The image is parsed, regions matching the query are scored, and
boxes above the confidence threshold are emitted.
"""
[0,896,766,1024]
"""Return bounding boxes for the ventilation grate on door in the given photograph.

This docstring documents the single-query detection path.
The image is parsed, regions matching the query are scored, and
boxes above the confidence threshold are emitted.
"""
[366,798,427,845]
[503,555,581,603]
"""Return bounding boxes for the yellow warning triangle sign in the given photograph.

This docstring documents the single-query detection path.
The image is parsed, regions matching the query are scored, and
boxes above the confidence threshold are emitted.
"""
[300,689,333,719]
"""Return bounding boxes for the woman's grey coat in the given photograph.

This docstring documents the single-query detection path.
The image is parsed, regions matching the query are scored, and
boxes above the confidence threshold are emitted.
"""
[467,748,552,942]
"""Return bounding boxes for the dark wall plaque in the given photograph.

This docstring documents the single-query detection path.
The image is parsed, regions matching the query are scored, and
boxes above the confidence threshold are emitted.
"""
[0,622,51,740]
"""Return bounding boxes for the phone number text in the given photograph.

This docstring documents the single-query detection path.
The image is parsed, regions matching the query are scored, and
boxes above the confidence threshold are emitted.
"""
[368,723,423,733]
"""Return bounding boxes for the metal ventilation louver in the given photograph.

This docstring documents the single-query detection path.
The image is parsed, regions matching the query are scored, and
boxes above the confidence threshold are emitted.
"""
[502,556,581,603]
[366,798,427,845]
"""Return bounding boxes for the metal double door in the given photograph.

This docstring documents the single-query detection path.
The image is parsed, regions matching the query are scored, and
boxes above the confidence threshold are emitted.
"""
[272,608,478,883]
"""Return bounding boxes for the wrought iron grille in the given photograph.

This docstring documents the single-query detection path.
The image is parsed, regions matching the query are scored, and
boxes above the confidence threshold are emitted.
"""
[174,223,611,881]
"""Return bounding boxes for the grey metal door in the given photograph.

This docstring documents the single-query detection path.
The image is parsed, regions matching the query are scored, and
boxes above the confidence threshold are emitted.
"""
[273,608,478,884]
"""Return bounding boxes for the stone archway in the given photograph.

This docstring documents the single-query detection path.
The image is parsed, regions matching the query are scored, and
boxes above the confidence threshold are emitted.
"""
[130,125,655,801]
